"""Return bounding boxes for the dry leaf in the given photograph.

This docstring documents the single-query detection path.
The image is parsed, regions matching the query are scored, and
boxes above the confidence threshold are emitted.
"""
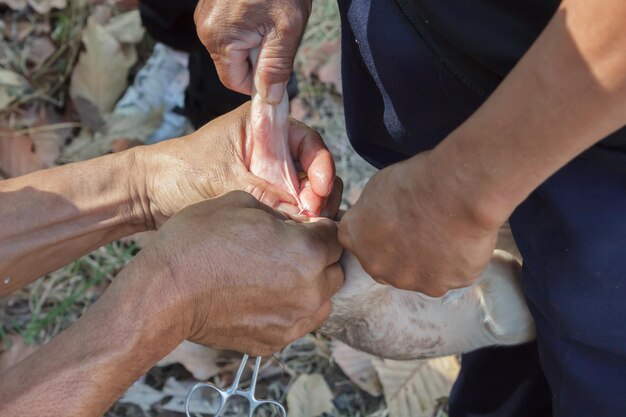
[160,377,220,415]
[70,16,138,128]
[0,0,27,10]
[60,105,162,161]
[57,125,95,162]
[158,341,221,381]
[91,4,112,25]
[0,87,14,110]
[0,130,44,177]
[0,335,39,373]
[27,0,67,14]
[0,68,28,109]
[105,10,144,44]
[287,373,335,417]
[331,340,382,397]
[119,380,166,413]
[28,104,72,167]
[0,69,26,87]
[372,357,460,417]
[22,36,56,71]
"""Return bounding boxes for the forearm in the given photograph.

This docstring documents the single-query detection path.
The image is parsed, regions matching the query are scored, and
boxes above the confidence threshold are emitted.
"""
[0,260,183,417]
[429,0,626,224]
[0,149,149,295]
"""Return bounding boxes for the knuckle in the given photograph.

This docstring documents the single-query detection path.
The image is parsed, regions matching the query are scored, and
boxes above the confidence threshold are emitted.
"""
[304,292,323,313]
[196,20,219,48]
[276,7,307,36]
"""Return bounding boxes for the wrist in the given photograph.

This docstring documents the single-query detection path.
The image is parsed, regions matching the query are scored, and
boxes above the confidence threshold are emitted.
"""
[109,254,188,354]
[420,144,513,232]
[124,146,157,231]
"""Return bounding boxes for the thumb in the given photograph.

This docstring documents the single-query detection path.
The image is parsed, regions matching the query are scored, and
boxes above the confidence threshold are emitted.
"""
[246,175,300,210]
[254,32,301,103]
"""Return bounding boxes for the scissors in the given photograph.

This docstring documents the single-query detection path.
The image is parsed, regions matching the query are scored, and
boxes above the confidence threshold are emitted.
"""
[185,354,287,417]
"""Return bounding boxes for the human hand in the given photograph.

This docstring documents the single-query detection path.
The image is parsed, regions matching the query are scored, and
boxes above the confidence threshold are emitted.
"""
[194,0,311,102]
[136,191,343,355]
[133,102,335,228]
[338,152,506,297]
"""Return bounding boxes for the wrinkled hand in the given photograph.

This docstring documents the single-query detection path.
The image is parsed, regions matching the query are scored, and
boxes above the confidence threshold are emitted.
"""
[137,191,344,356]
[339,153,504,297]
[134,103,334,227]
[194,0,311,102]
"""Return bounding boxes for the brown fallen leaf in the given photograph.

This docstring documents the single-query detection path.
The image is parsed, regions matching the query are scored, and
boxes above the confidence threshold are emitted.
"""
[91,3,112,25]
[22,36,57,71]
[286,373,335,417]
[158,341,221,381]
[331,339,382,397]
[372,356,460,417]
[0,335,39,373]
[0,129,44,178]
[29,103,73,168]
[0,0,27,11]
[27,0,67,14]
[0,68,28,110]
[105,10,144,44]
[69,15,139,128]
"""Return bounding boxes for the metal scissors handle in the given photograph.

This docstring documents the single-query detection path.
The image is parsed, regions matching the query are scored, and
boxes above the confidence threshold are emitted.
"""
[185,354,287,417]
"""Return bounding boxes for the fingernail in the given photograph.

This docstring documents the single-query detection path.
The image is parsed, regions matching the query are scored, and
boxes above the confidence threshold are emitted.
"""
[266,82,286,104]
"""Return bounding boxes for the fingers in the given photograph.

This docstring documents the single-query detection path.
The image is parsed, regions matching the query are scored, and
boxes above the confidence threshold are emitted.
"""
[298,177,324,216]
[323,177,344,219]
[288,120,335,199]
[195,2,262,95]
[213,48,255,96]
[195,0,309,100]
[246,174,300,209]
[203,190,289,221]
[255,17,306,102]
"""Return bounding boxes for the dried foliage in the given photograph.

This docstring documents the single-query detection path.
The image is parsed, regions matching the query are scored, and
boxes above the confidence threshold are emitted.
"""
[0,0,146,179]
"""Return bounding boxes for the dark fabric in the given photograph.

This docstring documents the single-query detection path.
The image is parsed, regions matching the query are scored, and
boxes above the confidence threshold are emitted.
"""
[510,158,626,416]
[449,343,552,417]
[399,0,559,95]
[338,0,482,169]
[139,0,202,52]
[184,50,250,127]
[139,0,299,128]
[338,0,626,415]
[139,0,249,126]
[338,0,626,170]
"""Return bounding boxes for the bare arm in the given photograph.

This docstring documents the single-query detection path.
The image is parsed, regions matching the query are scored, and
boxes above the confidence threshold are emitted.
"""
[432,0,626,225]
[0,103,334,296]
[0,259,180,416]
[340,0,626,294]
[0,194,343,417]
[0,151,148,295]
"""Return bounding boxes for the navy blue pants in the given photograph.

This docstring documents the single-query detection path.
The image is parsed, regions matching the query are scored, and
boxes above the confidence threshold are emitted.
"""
[338,0,626,415]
